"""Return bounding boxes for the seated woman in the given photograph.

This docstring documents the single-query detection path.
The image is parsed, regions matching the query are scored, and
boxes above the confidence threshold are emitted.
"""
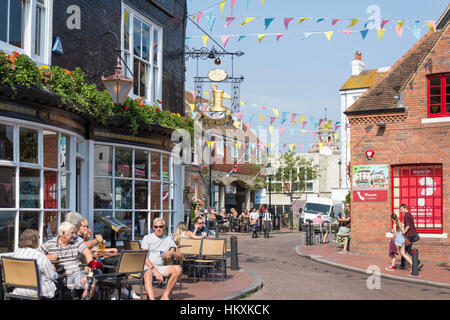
[173,222,205,246]
[11,229,59,299]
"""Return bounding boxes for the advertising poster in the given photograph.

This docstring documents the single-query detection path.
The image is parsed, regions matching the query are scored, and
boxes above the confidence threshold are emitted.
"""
[352,165,389,202]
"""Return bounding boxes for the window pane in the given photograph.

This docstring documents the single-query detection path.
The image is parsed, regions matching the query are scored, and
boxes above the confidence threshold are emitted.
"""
[19,168,40,208]
[0,1,7,42]
[152,66,157,102]
[116,211,132,241]
[430,77,440,86]
[150,212,160,229]
[447,104,450,113]
[430,105,440,114]
[142,23,150,61]
[61,173,70,209]
[20,128,38,163]
[135,212,148,238]
[0,124,14,161]
[446,76,450,86]
[153,30,158,65]
[44,171,57,209]
[162,184,169,210]
[162,154,169,181]
[133,17,141,57]
[135,180,148,209]
[151,182,160,210]
[151,153,160,180]
[43,131,57,168]
[115,147,132,178]
[0,211,16,253]
[34,6,42,56]
[94,178,112,209]
[60,135,70,170]
[115,179,132,209]
[133,58,139,96]
[140,61,146,100]
[43,211,58,242]
[93,211,112,242]
[429,86,440,95]
[135,150,148,179]
[124,10,130,52]
[9,0,24,48]
[94,145,112,176]
[0,167,15,208]
[19,211,39,238]
[430,96,440,105]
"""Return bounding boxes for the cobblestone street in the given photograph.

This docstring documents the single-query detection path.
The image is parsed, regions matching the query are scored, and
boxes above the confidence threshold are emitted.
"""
[229,232,450,300]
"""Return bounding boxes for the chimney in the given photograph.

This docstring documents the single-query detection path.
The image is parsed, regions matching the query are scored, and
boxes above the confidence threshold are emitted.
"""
[351,51,365,76]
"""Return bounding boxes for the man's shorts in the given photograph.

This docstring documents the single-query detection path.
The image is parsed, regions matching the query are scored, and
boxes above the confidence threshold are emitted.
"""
[144,265,170,277]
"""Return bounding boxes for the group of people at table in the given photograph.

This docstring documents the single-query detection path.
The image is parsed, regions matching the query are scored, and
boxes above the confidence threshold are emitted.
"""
[5,211,216,300]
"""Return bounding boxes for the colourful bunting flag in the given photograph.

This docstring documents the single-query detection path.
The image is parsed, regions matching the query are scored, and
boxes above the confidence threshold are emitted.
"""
[270,117,276,125]
[279,128,285,135]
[238,35,246,41]
[284,18,294,31]
[259,115,265,123]
[276,33,285,41]
[265,18,275,30]
[342,29,352,35]
[197,12,204,24]
[291,114,297,123]
[237,112,243,121]
[324,31,334,41]
[240,101,245,108]
[189,103,195,112]
[381,19,390,29]
[427,20,436,32]
[258,34,267,43]
[395,25,404,38]
[269,126,274,134]
[302,121,308,129]
[317,18,325,23]
[281,112,287,124]
[298,18,308,24]
[303,32,313,39]
[360,29,369,40]
[225,16,236,27]
[331,18,342,26]
[241,17,255,26]
[245,123,251,130]
[201,36,209,47]
[300,115,306,124]
[347,19,359,28]
[221,35,231,48]
[230,0,236,16]
[272,109,279,118]
[377,28,386,40]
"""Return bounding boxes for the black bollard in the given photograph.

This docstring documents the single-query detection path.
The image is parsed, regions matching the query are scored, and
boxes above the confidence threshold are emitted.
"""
[306,220,313,246]
[230,236,239,270]
[411,248,419,276]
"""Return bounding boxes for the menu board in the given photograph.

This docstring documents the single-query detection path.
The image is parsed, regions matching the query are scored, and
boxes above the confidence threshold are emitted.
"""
[96,216,131,233]
[150,0,174,15]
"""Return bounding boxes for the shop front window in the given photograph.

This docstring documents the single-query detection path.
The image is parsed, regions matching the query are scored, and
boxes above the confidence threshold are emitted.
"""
[392,164,443,233]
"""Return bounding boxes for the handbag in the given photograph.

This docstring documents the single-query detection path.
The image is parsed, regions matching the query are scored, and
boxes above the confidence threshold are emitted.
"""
[410,234,420,242]
[405,238,411,247]
[250,219,257,226]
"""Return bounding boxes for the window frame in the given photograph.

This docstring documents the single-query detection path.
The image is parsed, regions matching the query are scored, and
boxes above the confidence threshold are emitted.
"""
[0,0,53,66]
[121,3,163,106]
[427,73,450,118]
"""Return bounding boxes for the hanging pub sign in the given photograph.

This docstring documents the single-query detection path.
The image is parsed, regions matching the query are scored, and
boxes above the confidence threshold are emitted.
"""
[352,164,389,202]
[365,149,375,160]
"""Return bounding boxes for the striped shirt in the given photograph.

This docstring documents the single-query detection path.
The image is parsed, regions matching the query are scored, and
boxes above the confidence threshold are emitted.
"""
[38,236,87,278]
[11,248,58,298]
[263,211,272,222]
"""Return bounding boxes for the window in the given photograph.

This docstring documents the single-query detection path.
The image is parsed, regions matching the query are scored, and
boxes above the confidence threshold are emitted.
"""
[0,0,52,65]
[0,121,78,252]
[427,74,450,118]
[93,144,175,240]
[122,5,162,104]
[392,165,443,233]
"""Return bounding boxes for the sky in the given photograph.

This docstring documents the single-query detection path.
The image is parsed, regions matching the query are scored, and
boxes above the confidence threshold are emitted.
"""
[185,0,449,153]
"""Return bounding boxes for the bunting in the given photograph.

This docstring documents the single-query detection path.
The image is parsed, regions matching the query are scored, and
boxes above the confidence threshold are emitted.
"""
[241,17,255,26]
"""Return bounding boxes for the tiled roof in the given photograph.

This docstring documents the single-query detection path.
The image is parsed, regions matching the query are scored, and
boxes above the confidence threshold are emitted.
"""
[345,29,443,115]
[340,69,387,91]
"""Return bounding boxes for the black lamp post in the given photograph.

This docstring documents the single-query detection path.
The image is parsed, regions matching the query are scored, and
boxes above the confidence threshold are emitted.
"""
[265,163,274,213]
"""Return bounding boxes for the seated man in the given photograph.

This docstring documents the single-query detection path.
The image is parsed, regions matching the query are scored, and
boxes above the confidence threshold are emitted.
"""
[142,218,183,300]
[39,221,96,299]
[190,216,214,238]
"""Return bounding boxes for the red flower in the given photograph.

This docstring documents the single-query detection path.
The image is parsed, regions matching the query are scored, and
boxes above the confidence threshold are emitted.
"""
[125,106,129,110]
[156,108,160,113]
[64,69,71,75]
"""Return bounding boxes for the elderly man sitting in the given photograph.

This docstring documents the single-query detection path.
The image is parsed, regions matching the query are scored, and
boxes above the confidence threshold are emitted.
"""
[142,218,183,300]
[39,221,95,299]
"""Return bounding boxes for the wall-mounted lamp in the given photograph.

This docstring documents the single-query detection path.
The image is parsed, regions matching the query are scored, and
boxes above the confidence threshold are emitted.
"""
[377,121,386,128]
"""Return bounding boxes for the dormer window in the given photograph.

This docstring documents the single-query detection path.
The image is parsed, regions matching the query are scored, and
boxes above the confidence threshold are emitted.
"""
[427,74,450,118]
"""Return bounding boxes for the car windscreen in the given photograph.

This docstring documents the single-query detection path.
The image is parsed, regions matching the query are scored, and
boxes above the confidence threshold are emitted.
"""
[303,203,331,215]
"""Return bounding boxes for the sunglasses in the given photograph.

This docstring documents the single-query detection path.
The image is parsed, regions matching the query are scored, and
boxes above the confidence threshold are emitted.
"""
[153,225,165,229]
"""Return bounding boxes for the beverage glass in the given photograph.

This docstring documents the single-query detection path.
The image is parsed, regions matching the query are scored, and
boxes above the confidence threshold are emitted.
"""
[99,240,106,254]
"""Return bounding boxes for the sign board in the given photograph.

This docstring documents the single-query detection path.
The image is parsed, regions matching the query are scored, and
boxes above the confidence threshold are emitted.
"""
[150,0,174,15]
[255,189,267,205]
[208,69,228,82]
[352,164,389,202]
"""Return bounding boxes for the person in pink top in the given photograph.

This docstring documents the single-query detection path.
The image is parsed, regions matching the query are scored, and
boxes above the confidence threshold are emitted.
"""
[312,215,329,244]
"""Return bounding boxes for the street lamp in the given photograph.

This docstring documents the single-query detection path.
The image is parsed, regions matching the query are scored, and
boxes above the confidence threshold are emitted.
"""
[265,163,274,213]
[98,31,134,105]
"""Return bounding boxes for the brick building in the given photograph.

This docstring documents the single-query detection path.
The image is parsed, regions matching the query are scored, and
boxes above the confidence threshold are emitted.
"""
[0,0,187,253]
[344,6,450,263]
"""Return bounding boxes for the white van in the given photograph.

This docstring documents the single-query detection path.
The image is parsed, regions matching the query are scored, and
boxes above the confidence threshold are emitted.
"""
[299,197,334,229]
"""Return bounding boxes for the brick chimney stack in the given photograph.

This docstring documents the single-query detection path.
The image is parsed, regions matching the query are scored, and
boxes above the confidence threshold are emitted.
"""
[351,51,365,75]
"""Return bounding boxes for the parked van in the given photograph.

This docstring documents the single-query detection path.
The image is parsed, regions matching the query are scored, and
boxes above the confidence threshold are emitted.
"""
[299,197,334,230]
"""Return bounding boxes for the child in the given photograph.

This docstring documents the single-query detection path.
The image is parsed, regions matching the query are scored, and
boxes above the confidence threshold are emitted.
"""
[386,213,412,271]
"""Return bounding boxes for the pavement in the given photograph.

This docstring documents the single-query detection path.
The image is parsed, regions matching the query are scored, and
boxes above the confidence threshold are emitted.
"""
[127,228,449,300]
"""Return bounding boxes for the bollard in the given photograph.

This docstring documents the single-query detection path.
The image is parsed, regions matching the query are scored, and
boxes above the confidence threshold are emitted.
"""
[411,248,419,276]
[306,220,313,246]
[230,236,239,270]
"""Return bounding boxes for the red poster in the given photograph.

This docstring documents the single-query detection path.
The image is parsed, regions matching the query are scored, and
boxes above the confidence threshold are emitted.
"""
[353,190,388,202]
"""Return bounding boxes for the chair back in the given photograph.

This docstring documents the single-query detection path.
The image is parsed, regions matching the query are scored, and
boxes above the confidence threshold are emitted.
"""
[1,256,41,299]
[117,250,148,274]
[200,239,225,257]
[124,240,141,251]
[179,238,202,256]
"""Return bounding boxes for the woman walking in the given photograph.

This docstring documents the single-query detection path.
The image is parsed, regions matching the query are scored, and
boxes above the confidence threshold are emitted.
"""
[386,214,413,271]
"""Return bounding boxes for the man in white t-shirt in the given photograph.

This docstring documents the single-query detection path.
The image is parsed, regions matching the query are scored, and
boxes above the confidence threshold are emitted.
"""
[249,209,260,238]
[142,218,183,300]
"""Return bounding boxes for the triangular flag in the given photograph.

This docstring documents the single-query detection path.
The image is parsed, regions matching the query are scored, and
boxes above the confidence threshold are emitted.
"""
[300,115,306,124]
[281,112,287,124]
[319,119,324,126]
[342,29,352,35]
[259,115,265,123]
[303,32,313,39]
[381,19,390,29]
[298,18,308,24]
[347,19,359,28]
[427,20,436,32]
[197,12,204,24]
[245,123,251,130]
[331,18,342,26]
[237,112,243,121]
[261,106,267,110]
[291,114,297,123]
[276,33,285,42]
[258,34,267,44]
[412,27,421,40]
[269,126,274,134]
[397,21,404,30]
[270,117,275,125]
[237,35,246,41]
[316,18,325,23]
[264,18,275,30]
[324,31,334,41]
[225,17,236,27]
[299,144,303,151]
[230,0,237,16]
[377,28,386,41]
[395,25,404,38]
[272,109,279,118]
[201,36,209,47]
[234,121,240,128]
[364,19,375,29]
[334,133,339,141]
[284,18,294,31]
[319,142,323,149]
[301,129,306,133]
[236,142,242,149]
[289,144,296,152]
[302,121,308,129]
[248,114,254,122]
[241,17,255,27]
[279,128,285,136]
[283,143,287,148]
[220,0,226,16]
[191,89,196,101]
[208,16,216,31]
[240,101,245,108]
[185,37,190,45]
[221,35,231,48]
[360,29,369,40]
[189,103,195,112]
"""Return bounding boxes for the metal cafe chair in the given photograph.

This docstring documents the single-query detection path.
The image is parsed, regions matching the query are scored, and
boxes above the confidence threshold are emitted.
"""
[1,256,42,300]
[194,238,226,283]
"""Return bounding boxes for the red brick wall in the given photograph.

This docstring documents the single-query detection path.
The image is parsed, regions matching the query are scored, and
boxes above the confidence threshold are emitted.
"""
[348,28,450,263]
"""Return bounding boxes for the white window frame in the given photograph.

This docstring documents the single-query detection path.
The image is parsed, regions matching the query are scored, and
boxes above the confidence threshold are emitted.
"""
[0,0,53,66]
[121,3,163,106]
